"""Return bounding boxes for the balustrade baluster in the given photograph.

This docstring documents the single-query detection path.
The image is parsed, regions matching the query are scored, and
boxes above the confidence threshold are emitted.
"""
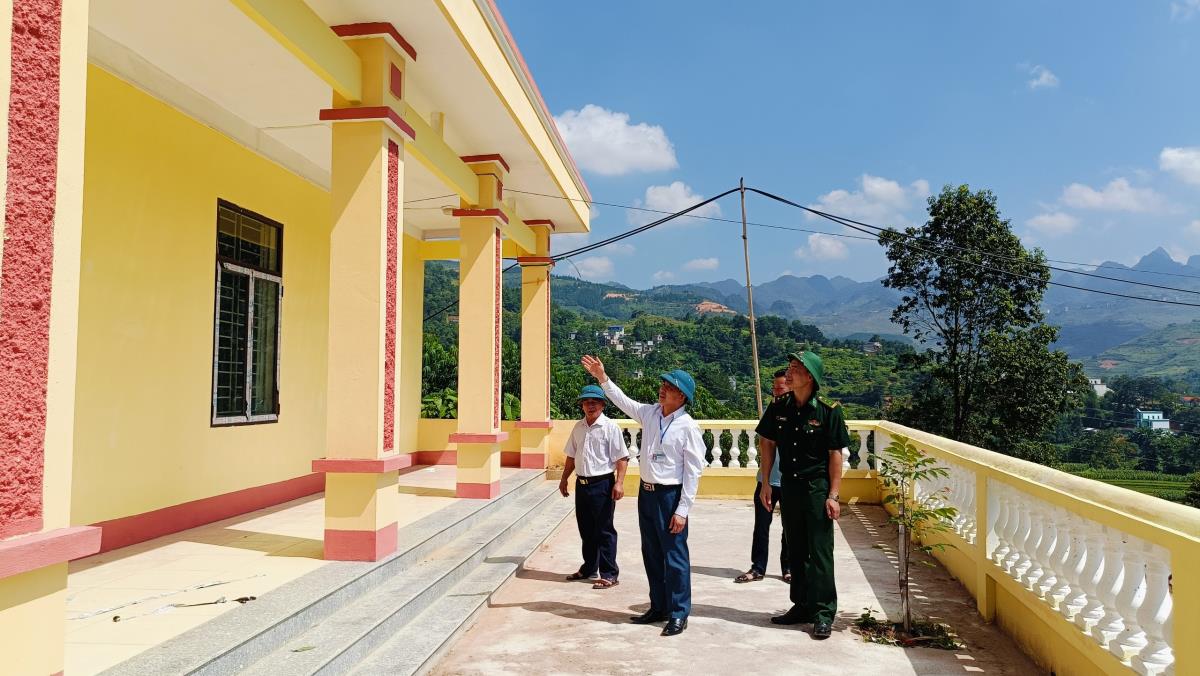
[1043,510,1072,606]
[1131,548,1174,675]
[854,430,868,469]
[1111,541,1150,662]
[1091,531,1128,647]
[747,431,759,468]
[989,486,1013,565]
[1034,510,1062,600]
[1073,525,1107,630]
[963,473,978,545]
[1056,515,1088,620]
[1005,499,1032,578]
[1019,506,1046,588]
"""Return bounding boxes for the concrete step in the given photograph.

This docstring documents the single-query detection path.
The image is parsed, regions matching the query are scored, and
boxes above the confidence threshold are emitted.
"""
[238,481,569,676]
[103,469,551,676]
[351,494,576,676]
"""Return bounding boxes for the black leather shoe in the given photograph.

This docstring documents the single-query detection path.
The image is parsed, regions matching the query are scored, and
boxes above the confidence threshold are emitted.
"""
[630,609,667,624]
[661,617,688,636]
[770,608,814,625]
[812,621,832,639]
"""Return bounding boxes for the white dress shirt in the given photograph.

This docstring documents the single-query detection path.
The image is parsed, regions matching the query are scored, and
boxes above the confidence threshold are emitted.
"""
[565,413,629,478]
[600,380,706,518]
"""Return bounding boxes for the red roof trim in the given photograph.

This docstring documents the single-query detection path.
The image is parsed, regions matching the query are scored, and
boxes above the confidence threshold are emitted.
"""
[460,153,511,173]
[331,22,418,61]
[319,105,415,140]
[451,208,509,225]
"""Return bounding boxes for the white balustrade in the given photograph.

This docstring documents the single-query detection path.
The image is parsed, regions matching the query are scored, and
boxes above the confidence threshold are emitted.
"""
[1073,525,1108,631]
[1111,541,1150,662]
[1132,547,1175,675]
[988,485,1013,566]
[601,418,1181,675]
[1091,531,1128,647]
[1019,505,1046,588]
[1034,511,1061,600]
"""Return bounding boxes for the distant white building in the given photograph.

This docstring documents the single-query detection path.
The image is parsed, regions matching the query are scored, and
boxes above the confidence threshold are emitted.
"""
[1135,408,1170,431]
[1088,378,1110,397]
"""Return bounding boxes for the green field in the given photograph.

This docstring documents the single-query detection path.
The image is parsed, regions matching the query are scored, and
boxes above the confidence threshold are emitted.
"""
[1056,467,1191,503]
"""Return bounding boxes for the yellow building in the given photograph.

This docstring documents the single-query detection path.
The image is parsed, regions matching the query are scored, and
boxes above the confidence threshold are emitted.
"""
[0,1,587,672]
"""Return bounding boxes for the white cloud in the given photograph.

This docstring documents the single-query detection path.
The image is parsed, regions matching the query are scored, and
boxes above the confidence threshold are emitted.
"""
[683,257,719,271]
[1027,65,1059,90]
[806,174,929,228]
[607,242,636,256]
[1160,147,1200,186]
[794,233,849,260]
[1171,0,1200,20]
[1186,220,1200,237]
[628,181,723,226]
[1059,178,1164,212]
[652,270,676,283]
[573,256,614,281]
[1166,244,1190,262]
[553,105,677,176]
[1026,212,1079,236]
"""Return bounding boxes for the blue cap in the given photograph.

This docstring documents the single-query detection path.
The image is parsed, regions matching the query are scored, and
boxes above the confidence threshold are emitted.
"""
[660,369,696,404]
[577,384,607,402]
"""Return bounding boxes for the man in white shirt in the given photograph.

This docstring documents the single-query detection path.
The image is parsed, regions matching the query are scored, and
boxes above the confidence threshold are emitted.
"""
[559,384,629,589]
[581,355,706,637]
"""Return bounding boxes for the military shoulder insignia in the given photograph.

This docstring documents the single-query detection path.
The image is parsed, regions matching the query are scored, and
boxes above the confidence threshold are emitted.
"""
[817,396,841,408]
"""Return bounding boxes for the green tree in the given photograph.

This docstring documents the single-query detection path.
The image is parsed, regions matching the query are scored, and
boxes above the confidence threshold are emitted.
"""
[1069,430,1139,469]
[1185,473,1200,509]
[879,184,1078,449]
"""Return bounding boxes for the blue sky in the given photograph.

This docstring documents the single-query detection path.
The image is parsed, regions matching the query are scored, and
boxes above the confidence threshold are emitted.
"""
[498,1,1200,287]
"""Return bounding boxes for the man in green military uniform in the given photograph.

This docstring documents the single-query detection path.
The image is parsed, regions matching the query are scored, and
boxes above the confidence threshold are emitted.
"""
[756,350,848,639]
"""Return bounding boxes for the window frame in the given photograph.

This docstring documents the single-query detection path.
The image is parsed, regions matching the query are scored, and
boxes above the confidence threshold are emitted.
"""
[210,200,284,427]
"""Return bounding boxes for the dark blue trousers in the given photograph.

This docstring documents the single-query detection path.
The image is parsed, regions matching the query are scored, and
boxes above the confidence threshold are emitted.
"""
[750,481,789,575]
[637,483,690,619]
[575,475,618,580]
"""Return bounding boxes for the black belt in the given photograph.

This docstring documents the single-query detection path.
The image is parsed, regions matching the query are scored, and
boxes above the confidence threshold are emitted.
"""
[640,481,681,492]
[577,472,615,485]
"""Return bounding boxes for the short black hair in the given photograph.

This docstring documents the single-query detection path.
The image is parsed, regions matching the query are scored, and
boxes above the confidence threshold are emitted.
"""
[773,369,787,379]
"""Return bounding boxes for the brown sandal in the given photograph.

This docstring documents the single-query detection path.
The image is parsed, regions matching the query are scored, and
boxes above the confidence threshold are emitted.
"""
[735,570,764,583]
[593,578,619,589]
[566,571,594,581]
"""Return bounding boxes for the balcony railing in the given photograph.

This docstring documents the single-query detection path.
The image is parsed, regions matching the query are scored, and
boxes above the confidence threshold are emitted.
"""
[611,417,1197,675]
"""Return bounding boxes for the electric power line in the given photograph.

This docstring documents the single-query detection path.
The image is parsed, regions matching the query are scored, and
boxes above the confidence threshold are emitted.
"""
[748,187,1200,309]
[508,187,1200,282]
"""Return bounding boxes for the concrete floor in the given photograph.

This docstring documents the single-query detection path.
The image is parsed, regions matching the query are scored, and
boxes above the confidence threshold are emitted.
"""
[434,499,1040,676]
[64,465,518,675]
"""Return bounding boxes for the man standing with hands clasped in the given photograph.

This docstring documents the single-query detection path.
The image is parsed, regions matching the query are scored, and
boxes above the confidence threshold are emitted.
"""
[581,355,705,637]
[559,385,629,589]
[756,350,848,640]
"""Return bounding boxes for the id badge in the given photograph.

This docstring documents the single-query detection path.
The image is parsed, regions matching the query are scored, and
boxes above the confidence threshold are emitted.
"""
[651,451,666,463]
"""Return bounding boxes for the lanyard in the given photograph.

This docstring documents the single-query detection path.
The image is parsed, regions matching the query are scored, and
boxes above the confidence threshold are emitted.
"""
[658,410,675,445]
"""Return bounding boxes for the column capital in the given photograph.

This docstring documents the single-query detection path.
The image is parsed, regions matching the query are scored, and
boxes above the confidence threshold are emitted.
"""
[331,22,418,61]
[516,256,553,267]
[461,154,511,173]
[451,208,508,224]
[523,219,556,230]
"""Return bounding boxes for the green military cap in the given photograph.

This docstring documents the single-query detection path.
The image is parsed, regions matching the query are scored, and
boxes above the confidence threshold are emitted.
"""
[785,350,824,390]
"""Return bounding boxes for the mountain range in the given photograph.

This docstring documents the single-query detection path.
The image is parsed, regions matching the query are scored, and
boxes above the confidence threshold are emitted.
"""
[550,247,1200,375]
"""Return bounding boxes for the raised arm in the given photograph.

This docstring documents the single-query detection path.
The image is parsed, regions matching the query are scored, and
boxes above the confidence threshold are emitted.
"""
[581,355,654,423]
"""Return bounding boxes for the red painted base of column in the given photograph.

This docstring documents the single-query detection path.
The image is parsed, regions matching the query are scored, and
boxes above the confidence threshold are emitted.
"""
[456,481,500,499]
[519,453,546,469]
[414,450,456,465]
[500,451,520,467]
[324,522,398,561]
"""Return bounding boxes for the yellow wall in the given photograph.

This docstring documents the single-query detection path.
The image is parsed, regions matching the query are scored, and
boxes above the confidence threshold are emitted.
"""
[70,65,331,524]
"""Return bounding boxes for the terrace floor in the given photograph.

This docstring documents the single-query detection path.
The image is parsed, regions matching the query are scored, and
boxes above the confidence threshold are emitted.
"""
[64,466,520,675]
[434,499,1040,676]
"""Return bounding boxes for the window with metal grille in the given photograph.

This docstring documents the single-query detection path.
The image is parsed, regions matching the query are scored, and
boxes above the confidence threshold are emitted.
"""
[211,200,282,425]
